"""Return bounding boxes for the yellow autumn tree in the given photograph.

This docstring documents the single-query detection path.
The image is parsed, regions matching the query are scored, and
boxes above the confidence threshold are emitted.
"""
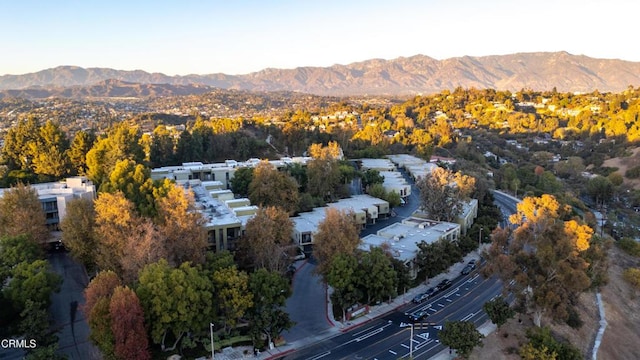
[563,220,593,252]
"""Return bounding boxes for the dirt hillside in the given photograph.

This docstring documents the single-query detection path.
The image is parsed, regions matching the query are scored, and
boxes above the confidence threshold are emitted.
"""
[470,245,640,360]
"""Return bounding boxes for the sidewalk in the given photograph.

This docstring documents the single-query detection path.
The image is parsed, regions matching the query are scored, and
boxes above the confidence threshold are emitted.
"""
[252,248,491,360]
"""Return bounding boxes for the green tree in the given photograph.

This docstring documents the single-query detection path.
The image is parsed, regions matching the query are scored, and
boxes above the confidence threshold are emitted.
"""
[68,130,96,175]
[29,120,70,179]
[99,159,166,217]
[438,320,484,359]
[0,116,40,171]
[60,198,97,268]
[0,234,43,283]
[249,161,299,215]
[86,122,145,186]
[307,158,341,201]
[5,260,62,313]
[313,208,361,278]
[149,125,176,168]
[358,247,396,304]
[19,300,58,353]
[586,175,613,207]
[211,265,253,334]
[248,269,293,349]
[0,183,49,247]
[524,326,582,360]
[137,260,213,352]
[483,296,515,330]
[230,167,254,197]
[361,169,384,189]
[326,254,360,322]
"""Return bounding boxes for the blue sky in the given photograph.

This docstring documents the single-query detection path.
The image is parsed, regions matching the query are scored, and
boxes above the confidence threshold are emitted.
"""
[1,0,638,75]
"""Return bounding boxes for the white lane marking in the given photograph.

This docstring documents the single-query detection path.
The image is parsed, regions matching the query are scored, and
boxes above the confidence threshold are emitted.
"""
[389,350,397,355]
[461,312,475,322]
[308,351,331,360]
[401,343,409,349]
[446,298,453,302]
[438,303,445,307]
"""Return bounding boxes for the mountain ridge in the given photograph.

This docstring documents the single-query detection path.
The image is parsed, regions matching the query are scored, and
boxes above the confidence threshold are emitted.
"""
[2,52,640,97]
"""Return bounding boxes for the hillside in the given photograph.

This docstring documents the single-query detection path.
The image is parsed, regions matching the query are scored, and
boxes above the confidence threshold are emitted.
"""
[2,52,640,96]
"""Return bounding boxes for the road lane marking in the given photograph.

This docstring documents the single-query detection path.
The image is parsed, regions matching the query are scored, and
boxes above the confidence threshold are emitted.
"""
[438,303,445,307]
[307,351,331,360]
[401,343,409,349]
[446,299,452,302]
[411,339,420,344]
[444,288,459,297]
[389,350,397,355]
[461,312,475,322]
[355,327,384,342]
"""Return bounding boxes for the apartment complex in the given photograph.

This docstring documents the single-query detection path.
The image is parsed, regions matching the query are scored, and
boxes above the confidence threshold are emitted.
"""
[360,217,461,279]
[0,176,96,230]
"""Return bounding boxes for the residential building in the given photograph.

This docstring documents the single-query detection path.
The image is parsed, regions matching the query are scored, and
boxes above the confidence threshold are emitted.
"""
[360,217,461,279]
[0,176,96,231]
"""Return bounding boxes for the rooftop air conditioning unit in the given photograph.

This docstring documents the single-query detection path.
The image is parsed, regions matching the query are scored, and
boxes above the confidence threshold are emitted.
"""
[418,222,428,229]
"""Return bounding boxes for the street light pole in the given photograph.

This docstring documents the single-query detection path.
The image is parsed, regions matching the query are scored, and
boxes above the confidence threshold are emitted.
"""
[478,227,483,249]
[409,323,414,359]
[210,323,215,360]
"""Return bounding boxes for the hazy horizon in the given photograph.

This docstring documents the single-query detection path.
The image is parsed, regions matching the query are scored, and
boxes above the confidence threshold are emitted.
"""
[2,0,639,76]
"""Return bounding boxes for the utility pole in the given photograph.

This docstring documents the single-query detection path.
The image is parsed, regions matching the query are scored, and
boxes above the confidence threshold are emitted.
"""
[210,323,215,360]
[479,227,483,249]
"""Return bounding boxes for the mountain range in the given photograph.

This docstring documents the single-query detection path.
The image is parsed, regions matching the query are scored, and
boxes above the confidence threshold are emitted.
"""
[2,52,640,97]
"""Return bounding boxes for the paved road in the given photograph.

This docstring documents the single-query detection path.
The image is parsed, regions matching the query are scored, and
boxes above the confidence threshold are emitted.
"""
[48,252,101,360]
[283,259,332,343]
[282,270,502,360]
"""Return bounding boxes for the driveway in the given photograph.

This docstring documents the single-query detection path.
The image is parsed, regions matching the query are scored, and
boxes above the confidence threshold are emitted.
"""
[48,252,101,360]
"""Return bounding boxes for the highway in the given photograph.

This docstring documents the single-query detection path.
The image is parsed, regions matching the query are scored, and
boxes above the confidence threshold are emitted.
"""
[280,190,520,360]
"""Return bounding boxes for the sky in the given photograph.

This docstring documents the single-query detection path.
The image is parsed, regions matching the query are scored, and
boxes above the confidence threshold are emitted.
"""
[1,0,639,76]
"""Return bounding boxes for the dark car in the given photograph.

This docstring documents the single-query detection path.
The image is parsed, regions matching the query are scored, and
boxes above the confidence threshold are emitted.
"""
[437,279,453,291]
[461,264,474,275]
[412,292,429,304]
[409,310,429,322]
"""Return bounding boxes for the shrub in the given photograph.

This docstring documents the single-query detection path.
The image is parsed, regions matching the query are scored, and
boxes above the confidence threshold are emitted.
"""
[617,238,640,257]
[625,165,640,179]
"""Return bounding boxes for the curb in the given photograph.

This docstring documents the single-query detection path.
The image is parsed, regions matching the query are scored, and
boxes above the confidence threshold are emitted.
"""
[325,283,336,327]
[265,348,295,360]
[339,301,407,333]
[290,259,309,287]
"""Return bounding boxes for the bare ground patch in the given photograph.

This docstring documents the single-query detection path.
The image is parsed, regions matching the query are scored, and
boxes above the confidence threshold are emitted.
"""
[470,245,639,360]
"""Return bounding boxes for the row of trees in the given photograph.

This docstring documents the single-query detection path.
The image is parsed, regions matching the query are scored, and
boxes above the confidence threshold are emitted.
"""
[84,252,291,359]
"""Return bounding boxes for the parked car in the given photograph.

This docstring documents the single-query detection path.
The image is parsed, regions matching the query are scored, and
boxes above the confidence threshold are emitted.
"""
[437,279,453,291]
[409,310,429,322]
[424,285,440,297]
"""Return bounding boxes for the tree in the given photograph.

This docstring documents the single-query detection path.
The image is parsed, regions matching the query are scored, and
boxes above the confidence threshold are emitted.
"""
[0,234,43,283]
[239,206,294,272]
[0,183,49,246]
[488,195,592,327]
[358,247,396,304]
[4,260,62,312]
[149,125,176,168]
[248,269,293,349]
[211,265,253,334]
[416,167,475,222]
[68,130,96,175]
[249,161,299,215]
[94,192,138,274]
[361,169,384,189]
[28,120,70,179]
[307,158,341,201]
[313,208,361,278]
[120,218,166,284]
[19,300,58,352]
[0,116,40,171]
[230,167,254,197]
[438,320,484,359]
[84,271,122,359]
[586,175,613,207]
[86,122,145,186]
[137,260,213,352]
[109,286,151,360]
[483,296,515,330]
[100,159,171,217]
[623,268,640,290]
[60,198,97,267]
[326,254,360,322]
[519,343,557,360]
[84,271,122,316]
[156,186,208,267]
